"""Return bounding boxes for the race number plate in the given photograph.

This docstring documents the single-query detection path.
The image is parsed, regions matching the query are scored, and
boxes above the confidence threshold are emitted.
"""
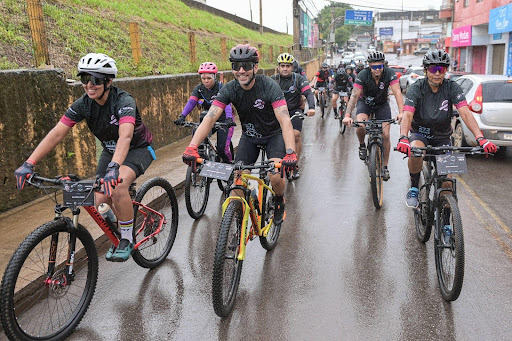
[340,92,348,96]
[436,154,468,175]
[199,161,234,181]
[62,180,96,206]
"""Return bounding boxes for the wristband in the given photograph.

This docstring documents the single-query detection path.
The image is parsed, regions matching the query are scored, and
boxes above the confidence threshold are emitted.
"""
[26,159,36,166]
[188,143,198,148]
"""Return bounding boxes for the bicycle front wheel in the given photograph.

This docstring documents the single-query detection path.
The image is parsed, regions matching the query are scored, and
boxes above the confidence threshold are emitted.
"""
[132,177,179,269]
[339,114,346,134]
[212,200,244,318]
[0,219,98,341]
[435,193,464,301]
[217,142,235,192]
[185,165,210,219]
[369,143,383,208]
[415,164,433,243]
[320,95,325,118]
[259,187,281,250]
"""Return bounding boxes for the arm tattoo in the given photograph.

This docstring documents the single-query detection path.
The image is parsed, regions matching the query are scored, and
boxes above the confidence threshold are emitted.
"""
[206,106,222,118]
[346,88,359,115]
[275,105,290,118]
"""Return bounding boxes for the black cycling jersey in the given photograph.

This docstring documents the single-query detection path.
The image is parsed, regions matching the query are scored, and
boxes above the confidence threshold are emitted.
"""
[354,67,398,108]
[404,78,467,138]
[61,87,152,153]
[213,74,286,138]
[191,81,227,121]
[270,72,312,112]
[334,73,353,92]
[315,69,329,82]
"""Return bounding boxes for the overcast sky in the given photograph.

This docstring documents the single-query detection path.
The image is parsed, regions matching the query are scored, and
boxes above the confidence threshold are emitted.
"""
[205,0,443,34]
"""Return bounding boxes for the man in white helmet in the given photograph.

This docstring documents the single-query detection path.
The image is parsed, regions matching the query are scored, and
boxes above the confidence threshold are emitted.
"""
[14,53,155,262]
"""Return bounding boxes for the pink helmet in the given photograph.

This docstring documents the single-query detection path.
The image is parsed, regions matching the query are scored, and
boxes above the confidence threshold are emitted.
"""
[198,62,218,74]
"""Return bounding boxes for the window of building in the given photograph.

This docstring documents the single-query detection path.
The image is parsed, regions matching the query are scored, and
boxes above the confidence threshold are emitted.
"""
[464,0,470,7]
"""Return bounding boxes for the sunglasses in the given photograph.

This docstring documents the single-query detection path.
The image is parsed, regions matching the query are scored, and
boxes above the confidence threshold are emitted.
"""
[231,61,255,71]
[370,64,384,70]
[427,65,448,74]
[80,74,108,85]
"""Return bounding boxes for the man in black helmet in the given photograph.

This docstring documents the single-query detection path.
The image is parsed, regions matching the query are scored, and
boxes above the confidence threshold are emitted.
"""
[343,51,404,181]
[396,49,497,209]
[181,44,296,225]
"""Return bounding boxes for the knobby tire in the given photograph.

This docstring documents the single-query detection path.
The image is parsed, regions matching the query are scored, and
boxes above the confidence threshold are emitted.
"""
[259,187,281,250]
[415,164,433,243]
[369,143,383,208]
[185,165,210,219]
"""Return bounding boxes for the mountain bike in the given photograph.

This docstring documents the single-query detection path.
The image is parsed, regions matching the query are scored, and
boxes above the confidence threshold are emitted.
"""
[175,119,235,219]
[337,92,348,134]
[353,119,395,209]
[406,145,489,301]
[201,147,282,317]
[0,174,178,340]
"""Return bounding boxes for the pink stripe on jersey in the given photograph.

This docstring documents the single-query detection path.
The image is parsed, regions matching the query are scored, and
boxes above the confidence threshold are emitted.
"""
[455,100,468,109]
[212,100,227,109]
[390,79,399,86]
[301,84,311,93]
[354,83,363,90]
[404,105,415,113]
[190,96,199,102]
[60,115,77,127]
[120,116,135,125]
[272,99,287,109]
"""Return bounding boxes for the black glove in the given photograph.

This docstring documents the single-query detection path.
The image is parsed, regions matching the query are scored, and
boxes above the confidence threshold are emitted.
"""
[225,117,235,128]
[14,160,35,190]
[174,115,186,125]
[102,163,120,197]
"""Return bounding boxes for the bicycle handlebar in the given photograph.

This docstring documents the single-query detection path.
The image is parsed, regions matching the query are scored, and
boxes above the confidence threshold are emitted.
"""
[174,120,236,129]
[290,111,306,121]
[351,118,396,128]
[393,145,492,157]
[196,158,281,171]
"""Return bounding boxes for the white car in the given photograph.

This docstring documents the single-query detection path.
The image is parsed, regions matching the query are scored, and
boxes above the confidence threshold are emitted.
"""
[451,74,512,155]
[354,56,366,65]
[399,67,425,93]
[342,52,355,59]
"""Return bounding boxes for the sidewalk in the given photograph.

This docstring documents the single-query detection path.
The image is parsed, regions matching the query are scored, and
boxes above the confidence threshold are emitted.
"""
[0,120,242,274]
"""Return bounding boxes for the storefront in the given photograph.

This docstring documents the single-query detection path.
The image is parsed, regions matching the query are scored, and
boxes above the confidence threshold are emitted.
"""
[488,3,512,75]
[452,25,472,71]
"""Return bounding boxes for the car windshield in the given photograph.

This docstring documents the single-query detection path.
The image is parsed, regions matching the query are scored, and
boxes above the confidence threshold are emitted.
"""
[482,81,512,102]
[412,69,423,76]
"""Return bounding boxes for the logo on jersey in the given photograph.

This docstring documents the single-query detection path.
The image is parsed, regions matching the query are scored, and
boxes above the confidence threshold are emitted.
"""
[379,82,384,89]
[110,114,119,125]
[244,123,262,138]
[439,100,449,111]
[253,99,265,109]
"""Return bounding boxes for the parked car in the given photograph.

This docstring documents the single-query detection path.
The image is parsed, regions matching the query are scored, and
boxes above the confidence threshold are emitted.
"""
[413,47,430,55]
[445,71,472,82]
[337,47,345,53]
[388,65,407,79]
[451,74,512,155]
[399,66,425,92]
[341,57,354,65]
[354,56,367,65]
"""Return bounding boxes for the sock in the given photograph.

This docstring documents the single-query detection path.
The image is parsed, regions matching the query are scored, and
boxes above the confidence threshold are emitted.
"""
[333,107,338,115]
[119,219,134,243]
[410,172,420,189]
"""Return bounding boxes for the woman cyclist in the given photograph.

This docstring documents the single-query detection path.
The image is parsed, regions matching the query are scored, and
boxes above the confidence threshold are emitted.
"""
[175,62,234,163]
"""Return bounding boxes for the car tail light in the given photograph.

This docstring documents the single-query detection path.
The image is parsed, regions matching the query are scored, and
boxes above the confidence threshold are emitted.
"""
[411,74,418,78]
[469,84,483,114]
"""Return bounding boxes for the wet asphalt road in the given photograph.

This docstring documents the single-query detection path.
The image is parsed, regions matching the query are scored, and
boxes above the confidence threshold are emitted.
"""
[52,98,512,340]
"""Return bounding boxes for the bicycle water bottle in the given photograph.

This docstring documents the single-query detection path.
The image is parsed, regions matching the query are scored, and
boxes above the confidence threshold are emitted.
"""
[98,203,117,225]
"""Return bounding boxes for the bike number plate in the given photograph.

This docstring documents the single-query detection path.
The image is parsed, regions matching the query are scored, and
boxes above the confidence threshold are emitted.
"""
[199,161,234,181]
[62,180,96,206]
[340,92,348,96]
[435,154,468,175]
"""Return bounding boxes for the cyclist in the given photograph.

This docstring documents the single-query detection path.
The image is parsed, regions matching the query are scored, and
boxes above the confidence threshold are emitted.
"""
[271,53,315,180]
[174,62,234,163]
[181,44,297,225]
[331,67,353,119]
[292,59,306,76]
[396,49,497,208]
[343,51,403,181]
[355,61,365,75]
[345,65,355,83]
[14,53,155,262]
[312,62,332,107]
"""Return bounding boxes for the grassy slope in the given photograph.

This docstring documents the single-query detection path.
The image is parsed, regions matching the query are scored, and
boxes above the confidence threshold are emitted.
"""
[0,0,292,77]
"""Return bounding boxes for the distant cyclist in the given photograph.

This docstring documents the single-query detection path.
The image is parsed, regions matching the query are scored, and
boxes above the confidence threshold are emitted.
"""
[355,62,365,75]
[292,59,306,76]
[396,49,497,208]
[174,62,234,163]
[331,67,353,119]
[345,65,356,83]
[312,62,332,107]
[343,51,404,181]
[271,53,315,180]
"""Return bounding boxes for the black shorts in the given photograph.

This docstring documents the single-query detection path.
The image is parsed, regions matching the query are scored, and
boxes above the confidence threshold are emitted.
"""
[333,86,349,95]
[356,100,391,120]
[409,133,452,148]
[290,109,303,132]
[235,133,286,165]
[97,146,155,178]
[315,81,327,88]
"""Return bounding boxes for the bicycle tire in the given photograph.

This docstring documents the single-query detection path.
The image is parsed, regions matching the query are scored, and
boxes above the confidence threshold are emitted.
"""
[185,165,210,219]
[217,141,235,192]
[435,193,465,301]
[369,143,383,208]
[339,103,346,134]
[320,95,325,118]
[259,187,281,250]
[0,219,98,341]
[132,177,179,269]
[212,200,244,317]
[415,164,433,243]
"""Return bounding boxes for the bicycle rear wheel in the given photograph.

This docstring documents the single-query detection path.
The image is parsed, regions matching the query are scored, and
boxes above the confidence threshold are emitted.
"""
[0,219,98,341]
[132,177,179,269]
[435,194,464,301]
[415,164,433,243]
[319,94,325,118]
[259,187,281,250]
[212,200,244,317]
[369,143,383,208]
[185,165,210,219]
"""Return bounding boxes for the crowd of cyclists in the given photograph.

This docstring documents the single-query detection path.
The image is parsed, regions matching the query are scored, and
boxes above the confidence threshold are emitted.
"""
[14,45,498,265]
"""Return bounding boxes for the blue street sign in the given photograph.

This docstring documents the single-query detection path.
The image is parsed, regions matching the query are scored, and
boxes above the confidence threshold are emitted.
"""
[379,27,393,36]
[345,10,373,26]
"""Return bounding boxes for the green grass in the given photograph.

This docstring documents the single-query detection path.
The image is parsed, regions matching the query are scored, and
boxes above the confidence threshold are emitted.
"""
[1,0,293,77]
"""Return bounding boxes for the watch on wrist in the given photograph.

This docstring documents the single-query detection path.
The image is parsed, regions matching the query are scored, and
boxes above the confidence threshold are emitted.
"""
[285,148,295,155]
[399,135,409,140]
[107,161,120,169]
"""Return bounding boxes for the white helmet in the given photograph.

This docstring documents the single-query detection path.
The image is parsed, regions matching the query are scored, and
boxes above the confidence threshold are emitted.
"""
[77,53,117,78]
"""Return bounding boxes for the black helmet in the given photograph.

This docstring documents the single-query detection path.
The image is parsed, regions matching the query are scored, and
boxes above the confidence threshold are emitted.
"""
[423,49,451,67]
[229,44,260,63]
[345,65,353,72]
[321,62,329,68]
[292,60,299,72]
[367,51,385,63]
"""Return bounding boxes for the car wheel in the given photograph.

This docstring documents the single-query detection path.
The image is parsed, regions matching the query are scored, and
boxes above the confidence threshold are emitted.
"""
[453,122,468,148]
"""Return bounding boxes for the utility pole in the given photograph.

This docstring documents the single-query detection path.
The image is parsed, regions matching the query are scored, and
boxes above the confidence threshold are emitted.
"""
[249,0,253,22]
[400,0,403,55]
[331,4,335,65]
[259,0,263,34]
[293,0,300,60]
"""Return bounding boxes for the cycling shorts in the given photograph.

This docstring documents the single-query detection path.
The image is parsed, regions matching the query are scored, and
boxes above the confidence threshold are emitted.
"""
[289,110,304,132]
[315,81,327,88]
[97,146,155,178]
[409,133,452,148]
[235,133,286,165]
[333,86,350,95]
[356,100,391,120]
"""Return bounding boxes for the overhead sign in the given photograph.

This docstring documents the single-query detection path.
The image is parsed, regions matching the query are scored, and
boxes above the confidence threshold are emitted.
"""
[345,10,373,26]
[379,27,393,36]
[489,3,512,34]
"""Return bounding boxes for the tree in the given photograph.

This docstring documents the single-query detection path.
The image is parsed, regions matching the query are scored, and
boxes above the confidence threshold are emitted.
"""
[315,3,354,47]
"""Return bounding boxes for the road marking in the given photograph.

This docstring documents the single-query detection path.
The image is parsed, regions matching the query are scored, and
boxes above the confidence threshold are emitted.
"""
[456,175,512,237]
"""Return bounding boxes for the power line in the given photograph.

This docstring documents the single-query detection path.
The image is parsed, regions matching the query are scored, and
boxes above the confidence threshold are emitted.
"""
[327,0,439,12]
